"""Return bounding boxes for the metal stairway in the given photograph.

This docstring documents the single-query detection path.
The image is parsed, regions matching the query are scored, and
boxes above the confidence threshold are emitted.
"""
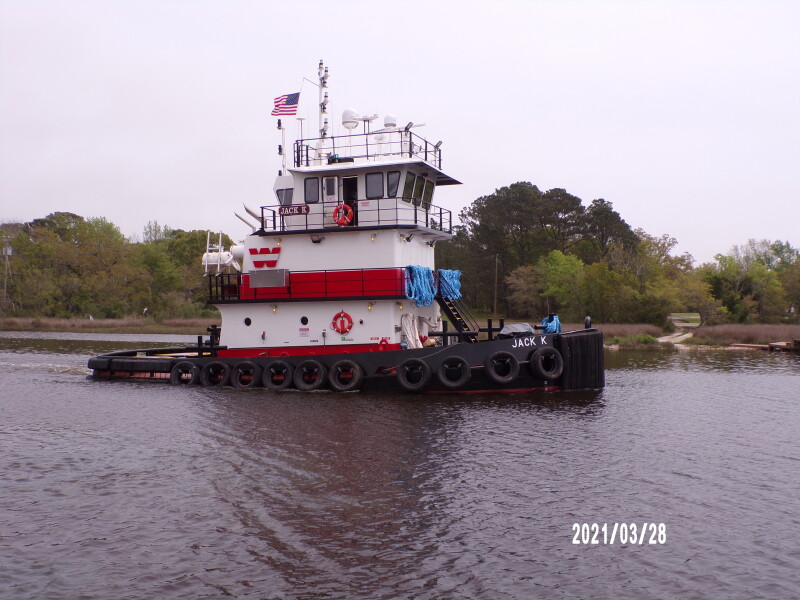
[437,280,479,343]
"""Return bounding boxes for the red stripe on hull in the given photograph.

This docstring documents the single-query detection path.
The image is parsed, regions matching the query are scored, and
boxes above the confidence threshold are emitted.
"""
[217,343,402,358]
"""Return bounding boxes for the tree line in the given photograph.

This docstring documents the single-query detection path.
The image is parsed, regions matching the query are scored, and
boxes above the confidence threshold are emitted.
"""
[2,188,798,325]
[1,212,232,319]
[434,182,799,325]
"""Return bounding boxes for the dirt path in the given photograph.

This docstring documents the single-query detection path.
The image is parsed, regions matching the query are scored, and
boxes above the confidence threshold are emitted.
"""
[658,330,694,344]
[658,318,698,344]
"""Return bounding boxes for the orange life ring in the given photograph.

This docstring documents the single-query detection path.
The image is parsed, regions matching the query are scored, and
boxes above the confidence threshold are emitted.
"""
[331,311,354,334]
[332,203,354,226]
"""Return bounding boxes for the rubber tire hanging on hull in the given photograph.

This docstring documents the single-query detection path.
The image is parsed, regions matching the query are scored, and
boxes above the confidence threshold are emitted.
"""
[483,351,520,385]
[170,361,200,385]
[397,358,432,392]
[328,359,364,392]
[529,347,564,380]
[231,361,262,390]
[293,359,327,391]
[201,361,231,387]
[263,360,294,390]
[437,356,471,389]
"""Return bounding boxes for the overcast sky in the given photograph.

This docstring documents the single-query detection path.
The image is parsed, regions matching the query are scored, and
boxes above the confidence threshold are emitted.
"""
[1,0,798,264]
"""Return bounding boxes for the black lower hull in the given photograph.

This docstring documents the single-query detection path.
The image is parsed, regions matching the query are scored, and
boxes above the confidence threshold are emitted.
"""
[88,329,604,394]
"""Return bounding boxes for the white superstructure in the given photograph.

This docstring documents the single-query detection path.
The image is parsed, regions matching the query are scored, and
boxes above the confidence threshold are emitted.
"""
[206,61,461,358]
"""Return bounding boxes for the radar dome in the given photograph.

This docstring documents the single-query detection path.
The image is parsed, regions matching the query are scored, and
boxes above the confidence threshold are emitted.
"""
[384,113,397,128]
[342,108,359,130]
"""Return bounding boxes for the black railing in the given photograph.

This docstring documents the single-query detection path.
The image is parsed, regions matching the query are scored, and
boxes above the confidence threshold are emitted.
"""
[208,273,241,302]
[259,198,452,234]
[294,129,442,169]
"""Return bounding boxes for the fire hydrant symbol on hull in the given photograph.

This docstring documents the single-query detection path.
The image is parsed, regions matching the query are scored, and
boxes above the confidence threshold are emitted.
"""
[331,311,354,335]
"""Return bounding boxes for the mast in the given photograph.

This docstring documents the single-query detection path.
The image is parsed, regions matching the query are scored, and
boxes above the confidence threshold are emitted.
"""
[318,60,329,138]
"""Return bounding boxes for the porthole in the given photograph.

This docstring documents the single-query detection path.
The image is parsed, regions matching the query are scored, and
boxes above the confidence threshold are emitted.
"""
[300,316,309,325]
[244,318,252,326]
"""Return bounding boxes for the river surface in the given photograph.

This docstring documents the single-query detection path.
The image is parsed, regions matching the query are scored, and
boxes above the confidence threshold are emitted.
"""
[1,332,799,599]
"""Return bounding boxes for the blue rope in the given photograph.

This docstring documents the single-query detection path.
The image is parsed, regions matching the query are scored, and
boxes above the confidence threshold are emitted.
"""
[405,266,436,307]
[437,269,462,300]
[541,314,562,334]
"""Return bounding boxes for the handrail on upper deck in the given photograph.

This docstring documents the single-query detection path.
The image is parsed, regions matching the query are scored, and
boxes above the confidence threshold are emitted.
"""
[294,129,442,169]
[258,198,452,234]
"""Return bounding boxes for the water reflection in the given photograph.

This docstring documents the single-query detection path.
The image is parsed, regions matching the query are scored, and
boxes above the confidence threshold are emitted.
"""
[179,385,609,597]
[605,346,800,374]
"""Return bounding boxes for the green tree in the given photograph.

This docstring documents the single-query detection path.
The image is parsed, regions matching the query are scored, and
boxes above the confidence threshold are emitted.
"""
[458,182,547,271]
[534,188,585,252]
[778,262,800,321]
[10,214,147,317]
[505,264,547,318]
[704,241,791,323]
[579,198,638,262]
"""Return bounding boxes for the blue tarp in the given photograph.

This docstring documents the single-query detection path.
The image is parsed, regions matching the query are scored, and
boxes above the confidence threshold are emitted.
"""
[405,266,436,307]
[437,269,462,300]
[541,314,562,334]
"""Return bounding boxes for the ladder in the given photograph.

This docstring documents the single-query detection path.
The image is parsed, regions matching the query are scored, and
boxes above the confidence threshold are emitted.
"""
[437,280,479,343]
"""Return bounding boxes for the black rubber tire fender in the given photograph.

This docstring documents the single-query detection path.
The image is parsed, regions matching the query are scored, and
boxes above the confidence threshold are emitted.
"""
[293,359,327,391]
[170,361,200,385]
[483,351,520,385]
[328,359,364,392]
[437,356,471,389]
[200,361,231,387]
[110,358,171,373]
[231,361,262,390]
[529,347,564,380]
[262,360,294,390]
[396,358,432,392]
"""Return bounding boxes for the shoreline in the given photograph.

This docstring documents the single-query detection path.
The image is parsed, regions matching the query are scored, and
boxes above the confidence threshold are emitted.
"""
[0,317,219,336]
[3,317,797,350]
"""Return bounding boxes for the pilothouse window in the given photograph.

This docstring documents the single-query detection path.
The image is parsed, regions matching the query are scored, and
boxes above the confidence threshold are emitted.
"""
[276,188,293,206]
[387,171,400,197]
[402,172,416,203]
[422,180,435,209]
[304,177,320,204]
[412,176,425,207]
[366,172,384,199]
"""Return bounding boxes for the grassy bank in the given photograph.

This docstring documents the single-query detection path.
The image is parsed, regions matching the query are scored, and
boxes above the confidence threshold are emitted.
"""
[686,323,800,346]
[0,317,220,335]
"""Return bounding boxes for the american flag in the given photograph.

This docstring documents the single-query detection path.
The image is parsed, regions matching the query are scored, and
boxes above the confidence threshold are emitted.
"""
[271,92,300,116]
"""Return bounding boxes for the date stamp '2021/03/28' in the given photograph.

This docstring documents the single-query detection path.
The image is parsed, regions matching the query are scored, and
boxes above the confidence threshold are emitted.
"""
[572,523,667,545]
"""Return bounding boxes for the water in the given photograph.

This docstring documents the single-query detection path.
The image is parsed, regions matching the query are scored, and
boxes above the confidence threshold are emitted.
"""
[1,333,799,599]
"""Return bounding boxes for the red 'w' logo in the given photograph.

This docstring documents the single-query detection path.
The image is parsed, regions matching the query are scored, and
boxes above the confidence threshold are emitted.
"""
[249,247,281,268]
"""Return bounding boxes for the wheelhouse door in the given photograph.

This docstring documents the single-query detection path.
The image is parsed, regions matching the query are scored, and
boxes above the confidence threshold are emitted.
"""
[342,176,358,226]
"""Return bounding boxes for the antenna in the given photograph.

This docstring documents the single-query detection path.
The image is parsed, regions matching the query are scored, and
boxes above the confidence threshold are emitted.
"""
[342,108,359,130]
[359,114,378,134]
[341,109,378,134]
[318,60,329,138]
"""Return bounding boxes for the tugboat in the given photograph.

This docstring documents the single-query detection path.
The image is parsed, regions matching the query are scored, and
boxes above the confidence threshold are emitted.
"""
[88,61,604,393]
